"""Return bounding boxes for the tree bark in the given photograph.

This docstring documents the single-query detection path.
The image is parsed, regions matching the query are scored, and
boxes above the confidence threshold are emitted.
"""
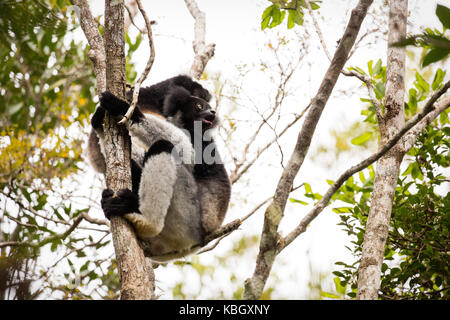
[242,0,374,300]
[103,0,153,300]
[356,0,408,300]
[184,0,215,79]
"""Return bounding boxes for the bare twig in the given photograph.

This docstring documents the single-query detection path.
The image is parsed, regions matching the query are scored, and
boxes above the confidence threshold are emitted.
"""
[230,102,311,184]
[119,0,156,125]
[343,69,385,126]
[305,0,332,61]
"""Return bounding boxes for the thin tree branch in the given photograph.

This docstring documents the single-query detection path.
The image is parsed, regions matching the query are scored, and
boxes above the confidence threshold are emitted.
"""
[305,0,384,125]
[305,0,332,61]
[119,0,155,125]
[0,216,83,249]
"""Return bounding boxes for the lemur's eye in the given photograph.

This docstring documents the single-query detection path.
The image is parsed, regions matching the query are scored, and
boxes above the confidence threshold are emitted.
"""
[196,103,203,110]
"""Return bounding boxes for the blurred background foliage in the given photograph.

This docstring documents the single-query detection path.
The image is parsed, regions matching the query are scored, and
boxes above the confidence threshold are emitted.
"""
[0,0,110,299]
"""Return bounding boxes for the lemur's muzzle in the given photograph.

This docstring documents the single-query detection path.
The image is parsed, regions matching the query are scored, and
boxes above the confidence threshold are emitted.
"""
[201,110,216,127]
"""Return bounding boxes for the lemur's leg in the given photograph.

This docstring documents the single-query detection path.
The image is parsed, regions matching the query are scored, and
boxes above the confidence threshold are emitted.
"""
[100,141,177,239]
[126,140,177,239]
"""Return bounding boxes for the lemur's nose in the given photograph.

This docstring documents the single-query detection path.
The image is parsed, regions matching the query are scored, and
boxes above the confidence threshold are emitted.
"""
[210,110,216,114]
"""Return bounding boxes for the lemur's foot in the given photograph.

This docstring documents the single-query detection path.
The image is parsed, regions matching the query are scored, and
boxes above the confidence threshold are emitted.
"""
[101,188,140,219]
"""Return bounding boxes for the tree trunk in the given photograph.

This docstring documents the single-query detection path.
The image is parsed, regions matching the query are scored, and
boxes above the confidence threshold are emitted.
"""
[356,0,408,300]
[103,0,153,300]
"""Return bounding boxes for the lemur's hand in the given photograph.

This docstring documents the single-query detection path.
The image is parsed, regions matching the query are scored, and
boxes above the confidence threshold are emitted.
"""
[101,188,140,219]
[99,91,129,116]
[99,91,143,122]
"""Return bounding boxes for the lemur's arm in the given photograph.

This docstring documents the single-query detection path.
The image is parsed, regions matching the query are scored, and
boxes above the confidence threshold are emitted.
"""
[98,91,193,156]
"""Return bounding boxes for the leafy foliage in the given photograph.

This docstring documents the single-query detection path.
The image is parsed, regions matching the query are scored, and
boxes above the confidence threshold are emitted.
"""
[0,0,116,299]
[260,0,321,30]
[395,4,450,67]
[330,66,449,299]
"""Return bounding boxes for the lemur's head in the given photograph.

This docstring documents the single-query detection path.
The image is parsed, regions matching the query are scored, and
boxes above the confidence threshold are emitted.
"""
[164,86,218,131]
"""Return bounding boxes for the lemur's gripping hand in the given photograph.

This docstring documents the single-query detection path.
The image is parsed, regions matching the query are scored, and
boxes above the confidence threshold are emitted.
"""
[101,188,140,220]
[99,91,143,123]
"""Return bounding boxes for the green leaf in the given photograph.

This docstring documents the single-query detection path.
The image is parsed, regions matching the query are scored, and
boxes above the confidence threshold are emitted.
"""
[351,131,373,145]
[408,88,418,114]
[22,189,32,203]
[262,4,274,19]
[270,10,286,28]
[304,182,312,194]
[359,171,366,183]
[367,60,373,76]
[422,47,450,67]
[402,162,414,176]
[333,277,346,295]
[313,193,323,200]
[333,207,353,214]
[261,5,287,30]
[310,1,321,10]
[440,109,449,124]
[436,4,450,29]
[415,72,430,93]
[432,68,446,90]
[261,5,276,30]
[373,59,382,76]
[290,198,308,205]
[411,162,423,180]
[287,10,296,29]
[368,165,375,179]
[374,81,385,99]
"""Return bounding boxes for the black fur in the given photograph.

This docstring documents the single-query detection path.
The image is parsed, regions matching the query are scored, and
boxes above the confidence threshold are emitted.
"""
[143,140,174,163]
[93,75,213,130]
[101,188,140,219]
[91,106,106,130]
[163,85,217,132]
[131,159,142,195]
[99,91,144,123]
[90,75,231,259]
[126,75,211,114]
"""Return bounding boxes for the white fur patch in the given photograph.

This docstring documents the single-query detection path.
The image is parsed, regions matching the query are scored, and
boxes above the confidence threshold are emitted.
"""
[137,152,177,238]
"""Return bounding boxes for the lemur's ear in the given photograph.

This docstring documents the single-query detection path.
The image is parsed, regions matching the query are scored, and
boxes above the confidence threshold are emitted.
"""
[192,84,211,102]
[163,86,191,116]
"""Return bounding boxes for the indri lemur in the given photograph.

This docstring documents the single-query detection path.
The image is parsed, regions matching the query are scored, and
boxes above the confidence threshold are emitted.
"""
[88,75,231,261]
